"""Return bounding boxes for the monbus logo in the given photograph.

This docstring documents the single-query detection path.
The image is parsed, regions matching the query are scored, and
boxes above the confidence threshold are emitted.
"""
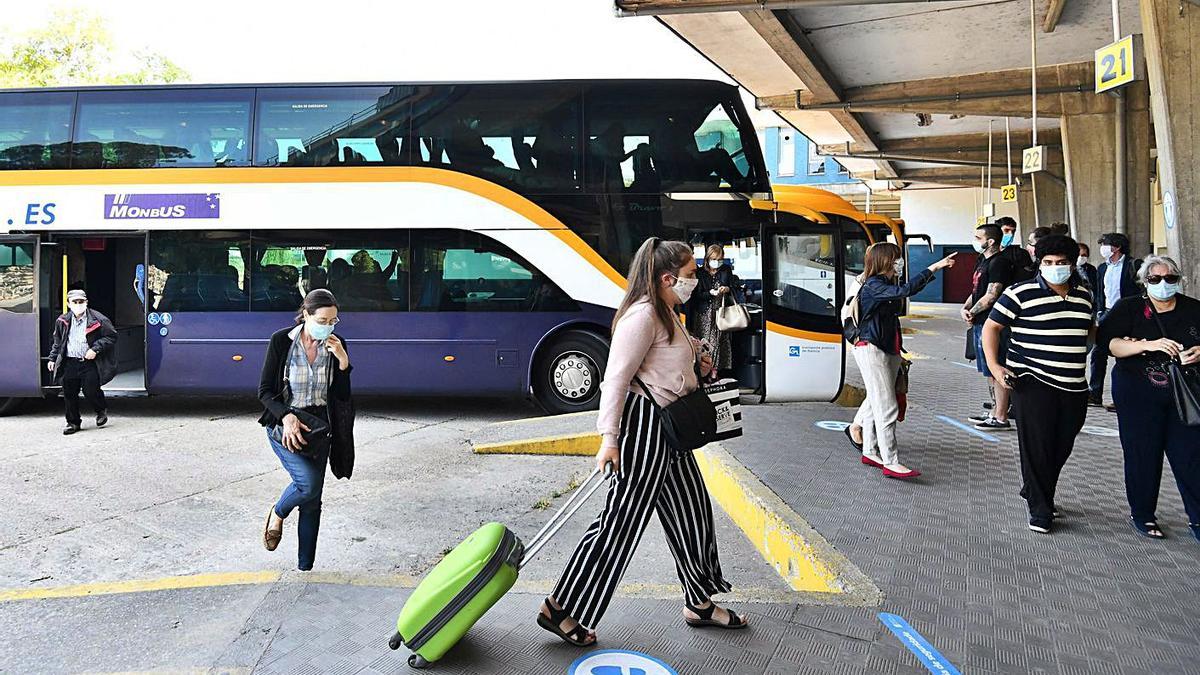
[104,193,221,219]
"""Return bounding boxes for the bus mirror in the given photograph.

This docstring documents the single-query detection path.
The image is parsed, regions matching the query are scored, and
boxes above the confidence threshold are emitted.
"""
[906,233,934,253]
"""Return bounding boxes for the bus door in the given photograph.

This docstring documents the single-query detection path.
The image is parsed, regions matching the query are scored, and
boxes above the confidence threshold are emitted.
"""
[44,233,148,394]
[762,218,845,402]
[0,235,41,400]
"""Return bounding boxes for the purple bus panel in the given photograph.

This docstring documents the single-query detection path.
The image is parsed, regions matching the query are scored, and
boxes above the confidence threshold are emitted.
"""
[0,311,41,397]
[146,307,613,396]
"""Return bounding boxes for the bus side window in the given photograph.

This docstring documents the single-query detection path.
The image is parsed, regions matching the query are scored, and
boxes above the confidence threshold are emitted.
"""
[149,232,250,312]
[248,233,410,312]
[411,83,581,194]
[73,89,253,169]
[254,86,413,167]
[0,243,35,313]
[412,230,576,313]
[0,91,75,171]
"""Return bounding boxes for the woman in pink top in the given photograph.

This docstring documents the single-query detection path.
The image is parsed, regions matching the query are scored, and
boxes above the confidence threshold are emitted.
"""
[537,238,748,647]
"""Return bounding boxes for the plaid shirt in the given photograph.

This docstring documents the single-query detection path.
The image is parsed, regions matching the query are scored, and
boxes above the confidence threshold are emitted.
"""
[286,325,331,408]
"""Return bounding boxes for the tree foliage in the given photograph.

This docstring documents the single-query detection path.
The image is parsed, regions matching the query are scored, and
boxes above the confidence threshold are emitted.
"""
[0,8,187,87]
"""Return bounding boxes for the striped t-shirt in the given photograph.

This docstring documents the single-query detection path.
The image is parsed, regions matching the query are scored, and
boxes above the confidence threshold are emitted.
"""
[988,277,1094,392]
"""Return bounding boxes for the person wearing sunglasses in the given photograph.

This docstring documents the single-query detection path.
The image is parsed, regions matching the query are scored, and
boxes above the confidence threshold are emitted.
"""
[46,289,119,435]
[1098,256,1200,543]
[258,289,355,571]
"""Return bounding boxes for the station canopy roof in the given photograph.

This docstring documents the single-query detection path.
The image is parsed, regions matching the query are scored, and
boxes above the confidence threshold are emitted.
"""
[616,0,1141,190]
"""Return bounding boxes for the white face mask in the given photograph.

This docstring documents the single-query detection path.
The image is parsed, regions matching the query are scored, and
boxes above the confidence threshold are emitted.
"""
[893,259,905,276]
[1099,244,1113,260]
[1077,256,1088,267]
[972,240,987,254]
[671,275,699,304]
[70,303,87,317]
[708,259,722,270]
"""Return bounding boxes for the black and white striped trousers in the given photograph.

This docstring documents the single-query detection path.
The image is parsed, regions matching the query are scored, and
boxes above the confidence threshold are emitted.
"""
[552,392,733,629]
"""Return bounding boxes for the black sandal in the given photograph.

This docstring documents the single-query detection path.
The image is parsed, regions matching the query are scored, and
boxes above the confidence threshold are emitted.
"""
[1130,517,1165,539]
[843,425,863,452]
[684,602,748,630]
[537,599,596,647]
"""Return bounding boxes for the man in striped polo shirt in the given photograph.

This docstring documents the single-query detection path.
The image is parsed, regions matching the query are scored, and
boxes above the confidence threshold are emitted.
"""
[982,234,1095,534]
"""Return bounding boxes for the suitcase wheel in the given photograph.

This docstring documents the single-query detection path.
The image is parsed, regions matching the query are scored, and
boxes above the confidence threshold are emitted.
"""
[387,632,403,651]
[408,654,430,669]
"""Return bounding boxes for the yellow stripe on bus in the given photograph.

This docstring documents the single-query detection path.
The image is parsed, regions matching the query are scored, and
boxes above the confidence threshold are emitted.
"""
[766,321,842,344]
[0,166,627,290]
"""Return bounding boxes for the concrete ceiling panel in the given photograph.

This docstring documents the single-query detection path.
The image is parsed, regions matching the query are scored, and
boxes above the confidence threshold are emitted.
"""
[785,0,1142,88]
[861,112,1061,140]
[660,13,806,95]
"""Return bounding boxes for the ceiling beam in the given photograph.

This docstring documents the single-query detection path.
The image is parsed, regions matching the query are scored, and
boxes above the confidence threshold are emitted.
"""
[741,9,897,178]
[1042,0,1068,33]
[761,62,1116,118]
[614,0,964,17]
[859,166,1066,188]
[818,129,1063,164]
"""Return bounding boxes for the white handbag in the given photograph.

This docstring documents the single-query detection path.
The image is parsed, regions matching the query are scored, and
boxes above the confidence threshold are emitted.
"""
[716,294,750,331]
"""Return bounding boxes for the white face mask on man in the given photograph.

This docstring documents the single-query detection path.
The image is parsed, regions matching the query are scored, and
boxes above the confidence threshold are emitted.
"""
[69,302,88,317]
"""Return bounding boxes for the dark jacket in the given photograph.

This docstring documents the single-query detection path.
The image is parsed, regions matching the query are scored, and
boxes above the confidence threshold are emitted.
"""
[856,269,935,355]
[1079,263,1099,297]
[685,264,743,329]
[258,326,356,479]
[1096,255,1142,314]
[47,309,118,385]
[1000,246,1034,282]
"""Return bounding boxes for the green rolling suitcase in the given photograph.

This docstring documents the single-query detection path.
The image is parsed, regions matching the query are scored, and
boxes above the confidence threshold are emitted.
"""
[388,465,610,668]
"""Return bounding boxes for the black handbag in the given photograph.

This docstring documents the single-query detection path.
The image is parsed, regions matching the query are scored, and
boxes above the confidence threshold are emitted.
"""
[1148,302,1200,427]
[272,354,335,458]
[633,376,718,452]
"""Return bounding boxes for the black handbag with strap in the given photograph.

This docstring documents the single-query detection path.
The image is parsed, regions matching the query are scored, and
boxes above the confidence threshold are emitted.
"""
[633,376,718,452]
[1147,301,1200,427]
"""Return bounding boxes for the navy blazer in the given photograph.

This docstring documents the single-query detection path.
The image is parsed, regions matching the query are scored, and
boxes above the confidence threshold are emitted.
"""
[1095,257,1141,314]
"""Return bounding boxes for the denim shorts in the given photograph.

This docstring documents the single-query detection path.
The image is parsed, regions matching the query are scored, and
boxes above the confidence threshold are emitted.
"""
[973,323,1008,376]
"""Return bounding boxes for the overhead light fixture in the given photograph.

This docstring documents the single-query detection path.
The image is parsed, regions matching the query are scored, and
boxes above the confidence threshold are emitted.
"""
[916,113,933,127]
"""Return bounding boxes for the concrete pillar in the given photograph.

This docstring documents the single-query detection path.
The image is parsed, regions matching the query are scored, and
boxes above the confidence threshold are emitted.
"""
[1060,81,1153,257]
[1016,175,1068,235]
[1141,0,1200,287]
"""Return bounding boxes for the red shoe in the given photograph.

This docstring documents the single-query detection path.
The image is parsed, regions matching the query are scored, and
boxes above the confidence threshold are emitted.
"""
[861,455,885,469]
[883,467,921,480]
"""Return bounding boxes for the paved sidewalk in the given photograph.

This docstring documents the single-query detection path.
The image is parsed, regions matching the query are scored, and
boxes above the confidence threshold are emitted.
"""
[3,303,1198,674]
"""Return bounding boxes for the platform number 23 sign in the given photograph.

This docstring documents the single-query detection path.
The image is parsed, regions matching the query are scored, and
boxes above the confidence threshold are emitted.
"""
[1000,184,1017,203]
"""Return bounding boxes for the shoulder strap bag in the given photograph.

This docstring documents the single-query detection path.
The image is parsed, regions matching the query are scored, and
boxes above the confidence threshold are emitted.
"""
[1147,301,1200,427]
[630,320,717,452]
[716,292,750,331]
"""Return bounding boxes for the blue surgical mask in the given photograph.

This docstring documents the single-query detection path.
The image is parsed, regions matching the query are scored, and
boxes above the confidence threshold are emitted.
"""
[1041,265,1072,286]
[306,319,335,341]
[1147,280,1180,301]
[1001,233,1014,247]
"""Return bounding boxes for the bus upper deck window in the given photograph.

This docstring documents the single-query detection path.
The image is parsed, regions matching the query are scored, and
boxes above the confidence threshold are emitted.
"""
[0,92,75,171]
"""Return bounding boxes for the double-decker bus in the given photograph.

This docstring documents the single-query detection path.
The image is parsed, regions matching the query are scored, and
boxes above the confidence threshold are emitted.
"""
[0,79,892,415]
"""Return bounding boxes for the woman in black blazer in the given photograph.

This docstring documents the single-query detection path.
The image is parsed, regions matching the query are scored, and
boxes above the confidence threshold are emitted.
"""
[258,289,355,571]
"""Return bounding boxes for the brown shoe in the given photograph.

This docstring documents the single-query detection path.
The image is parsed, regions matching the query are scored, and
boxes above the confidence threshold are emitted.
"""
[263,508,282,551]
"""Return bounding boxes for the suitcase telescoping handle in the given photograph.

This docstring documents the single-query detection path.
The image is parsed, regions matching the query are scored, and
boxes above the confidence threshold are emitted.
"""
[518,462,614,570]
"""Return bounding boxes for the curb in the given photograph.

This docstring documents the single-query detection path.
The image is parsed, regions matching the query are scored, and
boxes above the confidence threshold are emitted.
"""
[474,432,596,456]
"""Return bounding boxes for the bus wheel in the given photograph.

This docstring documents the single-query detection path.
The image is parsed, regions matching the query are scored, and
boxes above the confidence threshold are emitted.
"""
[533,331,608,415]
[0,397,25,416]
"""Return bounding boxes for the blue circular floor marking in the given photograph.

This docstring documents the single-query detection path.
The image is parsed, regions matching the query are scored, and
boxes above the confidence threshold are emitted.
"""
[568,649,678,675]
[816,420,851,432]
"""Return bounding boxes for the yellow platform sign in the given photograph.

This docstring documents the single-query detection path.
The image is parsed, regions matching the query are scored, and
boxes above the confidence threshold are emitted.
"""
[1095,35,1135,94]
[1001,184,1018,202]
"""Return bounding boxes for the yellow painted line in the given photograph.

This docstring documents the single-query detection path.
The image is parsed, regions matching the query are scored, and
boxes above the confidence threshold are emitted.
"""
[0,570,280,603]
[474,432,597,456]
[694,446,840,594]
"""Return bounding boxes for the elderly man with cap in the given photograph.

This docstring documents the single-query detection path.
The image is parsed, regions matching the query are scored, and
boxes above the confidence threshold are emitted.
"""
[46,289,118,434]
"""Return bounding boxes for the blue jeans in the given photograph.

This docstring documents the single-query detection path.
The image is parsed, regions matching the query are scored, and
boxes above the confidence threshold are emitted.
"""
[269,428,327,570]
[972,323,1008,376]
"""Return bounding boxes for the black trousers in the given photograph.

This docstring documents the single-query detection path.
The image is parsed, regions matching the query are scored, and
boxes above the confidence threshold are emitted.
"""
[1112,366,1200,525]
[62,358,106,426]
[1012,377,1088,521]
